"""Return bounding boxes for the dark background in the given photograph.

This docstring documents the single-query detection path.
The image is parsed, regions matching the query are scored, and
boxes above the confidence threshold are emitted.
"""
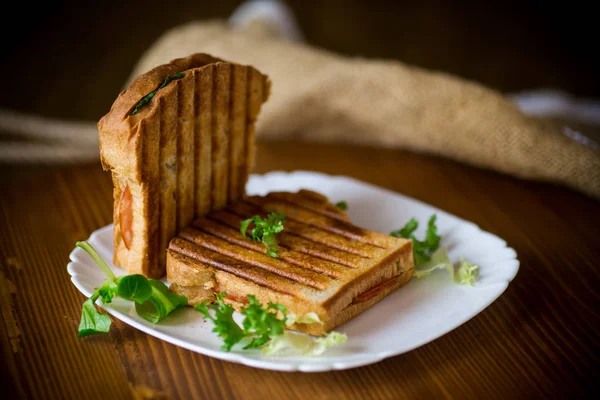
[0,0,597,122]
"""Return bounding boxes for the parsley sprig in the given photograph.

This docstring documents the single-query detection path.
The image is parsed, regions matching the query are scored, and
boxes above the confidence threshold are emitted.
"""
[130,72,185,115]
[240,212,286,258]
[335,201,348,210]
[390,214,441,265]
[75,241,187,337]
[195,293,287,351]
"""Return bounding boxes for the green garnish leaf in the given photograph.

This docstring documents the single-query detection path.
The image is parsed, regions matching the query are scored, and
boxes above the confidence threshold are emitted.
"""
[116,274,153,304]
[197,292,346,355]
[396,218,418,238]
[130,72,185,115]
[78,296,111,338]
[97,280,118,304]
[266,249,280,259]
[240,218,253,238]
[391,215,477,285]
[75,241,188,337]
[195,292,245,351]
[135,280,188,324]
[391,214,441,265]
[241,295,287,349]
[76,241,118,337]
[424,215,441,254]
[335,201,348,211]
[195,292,286,352]
[76,241,117,281]
[240,211,286,258]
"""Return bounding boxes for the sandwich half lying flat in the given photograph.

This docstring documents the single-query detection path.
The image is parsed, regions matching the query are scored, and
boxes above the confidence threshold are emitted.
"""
[98,53,270,278]
[167,189,414,336]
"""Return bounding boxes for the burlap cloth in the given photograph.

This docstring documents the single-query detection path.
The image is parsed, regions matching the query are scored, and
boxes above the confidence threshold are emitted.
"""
[1,19,598,200]
[127,20,599,200]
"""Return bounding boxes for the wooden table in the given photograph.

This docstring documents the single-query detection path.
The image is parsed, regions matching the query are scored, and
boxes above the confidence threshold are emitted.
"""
[1,1,598,398]
[1,141,598,399]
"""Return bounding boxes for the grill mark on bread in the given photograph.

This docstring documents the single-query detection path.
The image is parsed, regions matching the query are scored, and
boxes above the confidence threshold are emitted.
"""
[193,215,269,253]
[246,196,398,248]
[169,238,299,297]
[275,234,364,267]
[281,220,379,257]
[246,196,366,239]
[142,117,160,277]
[211,63,231,209]
[192,216,347,279]
[228,65,247,203]
[177,228,330,290]
[207,208,366,267]
[176,77,195,231]
[241,67,252,194]
[195,66,213,215]
[158,94,179,269]
[209,65,218,209]
[266,191,350,222]
[278,252,344,279]
[204,209,362,266]
[246,69,263,179]
[226,201,381,257]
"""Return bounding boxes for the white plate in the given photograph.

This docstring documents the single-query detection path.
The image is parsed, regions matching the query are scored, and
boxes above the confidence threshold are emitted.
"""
[67,171,519,372]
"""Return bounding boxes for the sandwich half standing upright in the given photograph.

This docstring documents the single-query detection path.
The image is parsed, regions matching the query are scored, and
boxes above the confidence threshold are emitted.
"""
[98,53,414,337]
[98,53,270,278]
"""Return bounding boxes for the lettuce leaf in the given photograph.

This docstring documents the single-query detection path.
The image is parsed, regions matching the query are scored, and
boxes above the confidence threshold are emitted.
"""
[77,297,111,337]
[261,331,348,357]
[285,312,324,327]
[454,259,479,286]
[414,247,479,285]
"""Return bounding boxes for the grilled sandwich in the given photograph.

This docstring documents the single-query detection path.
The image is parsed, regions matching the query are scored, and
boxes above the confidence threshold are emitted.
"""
[167,189,414,336]
[98,53,270,278]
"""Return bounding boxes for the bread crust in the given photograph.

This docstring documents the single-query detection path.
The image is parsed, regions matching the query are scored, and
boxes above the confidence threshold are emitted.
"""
[292,267,413,335]
[195,65,214,216]
[98,53,270,277]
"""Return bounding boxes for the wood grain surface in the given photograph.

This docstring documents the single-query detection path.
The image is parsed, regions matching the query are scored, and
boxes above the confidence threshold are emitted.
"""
[1,142,599,399]
[1,1,598,399]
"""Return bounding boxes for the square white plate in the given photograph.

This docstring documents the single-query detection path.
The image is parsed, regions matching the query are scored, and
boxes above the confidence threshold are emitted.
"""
[67,171,519,372]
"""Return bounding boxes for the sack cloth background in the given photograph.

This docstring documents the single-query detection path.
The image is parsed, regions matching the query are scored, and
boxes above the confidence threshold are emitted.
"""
[128,20,599,200]
[1,18,598,200]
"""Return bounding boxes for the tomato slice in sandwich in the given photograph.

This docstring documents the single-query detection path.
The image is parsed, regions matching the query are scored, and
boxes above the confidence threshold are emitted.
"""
[119,185,133,249]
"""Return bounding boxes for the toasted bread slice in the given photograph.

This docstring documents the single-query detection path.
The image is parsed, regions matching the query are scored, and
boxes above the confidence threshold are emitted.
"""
[98,54,270,278]
[167,189,414,335]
